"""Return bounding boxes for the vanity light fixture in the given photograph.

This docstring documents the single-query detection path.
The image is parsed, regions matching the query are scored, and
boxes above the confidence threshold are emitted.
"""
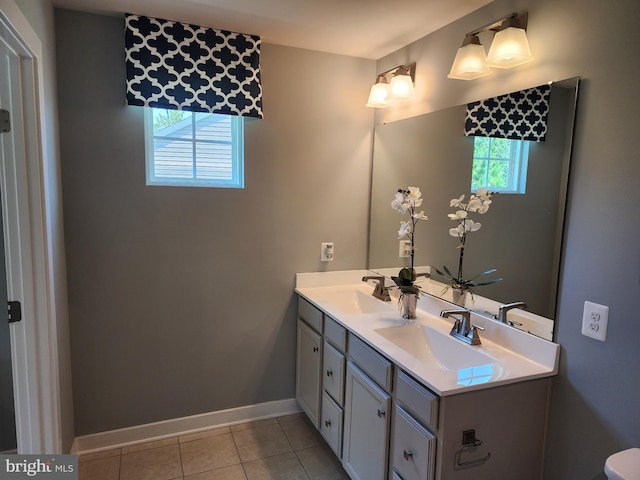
[366,63,416,108]
[485,15,534,68]
[366,74,391,108]
[447,34,491,80]
[448,13,533,81]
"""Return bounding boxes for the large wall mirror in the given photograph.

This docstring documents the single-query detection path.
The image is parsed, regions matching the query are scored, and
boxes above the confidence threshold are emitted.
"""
[368,77,579,339]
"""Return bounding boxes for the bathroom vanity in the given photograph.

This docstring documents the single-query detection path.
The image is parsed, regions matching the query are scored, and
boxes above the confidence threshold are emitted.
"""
[295,270,559,480]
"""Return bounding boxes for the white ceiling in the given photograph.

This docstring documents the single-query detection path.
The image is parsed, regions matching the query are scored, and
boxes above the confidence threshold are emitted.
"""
[52,0,493,59]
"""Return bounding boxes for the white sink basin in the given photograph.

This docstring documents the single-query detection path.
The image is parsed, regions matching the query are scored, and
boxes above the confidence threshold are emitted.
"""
[318,288,396,315]
[375,323,494,371]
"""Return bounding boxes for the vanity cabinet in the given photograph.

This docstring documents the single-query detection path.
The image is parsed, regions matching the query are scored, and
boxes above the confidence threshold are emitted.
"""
[320,317,347,458]
[391,370,438,480]
[295,295,552,480]
[343,361,391,480]
[296,298,323,427]
[296,298,348,455]
[391,404,436,480]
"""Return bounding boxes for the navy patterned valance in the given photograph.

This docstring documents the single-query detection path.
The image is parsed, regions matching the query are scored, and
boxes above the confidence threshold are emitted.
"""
[125,14,263,118]
[464,85,551,142]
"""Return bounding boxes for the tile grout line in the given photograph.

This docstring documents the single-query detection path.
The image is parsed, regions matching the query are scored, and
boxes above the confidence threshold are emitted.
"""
[177,437,185,480]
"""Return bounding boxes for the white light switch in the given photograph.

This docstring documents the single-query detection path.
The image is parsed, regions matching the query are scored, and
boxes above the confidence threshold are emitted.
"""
[581,301,609,341]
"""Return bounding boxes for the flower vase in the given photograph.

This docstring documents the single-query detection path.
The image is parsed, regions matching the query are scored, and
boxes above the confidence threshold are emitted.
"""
[452,287,468,307]
[401,293,418,319]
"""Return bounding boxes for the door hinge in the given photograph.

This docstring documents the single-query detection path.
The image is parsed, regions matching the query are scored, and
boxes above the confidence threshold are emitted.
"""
[8,301,22,323]
[1,109,10,133]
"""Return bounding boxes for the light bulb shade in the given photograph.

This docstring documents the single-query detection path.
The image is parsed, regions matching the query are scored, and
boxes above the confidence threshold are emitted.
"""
[447,40,491,80]
[365,80,391,108]
[388,71,416,102]
[486,26,533,68]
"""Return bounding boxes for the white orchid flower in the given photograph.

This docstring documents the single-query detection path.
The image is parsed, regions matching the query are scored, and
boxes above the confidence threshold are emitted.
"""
[464,219,482,233]
[412,210,428,220]
[391,192,407,213]
[477,200,491,214]
[449,225,464,237]
[448,210,468,221]
[407,186,422,200]
[475,188,490,200]
[398,221,412,238]
[450,195,465,208]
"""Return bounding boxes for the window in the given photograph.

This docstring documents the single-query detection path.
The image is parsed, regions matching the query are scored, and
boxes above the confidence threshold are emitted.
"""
[145,108,244,188]
[471,136,529,194]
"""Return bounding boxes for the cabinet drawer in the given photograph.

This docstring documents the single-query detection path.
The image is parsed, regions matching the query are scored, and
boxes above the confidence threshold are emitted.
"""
[324,316,347,352]
[320,392,343,459]
[348,333,392,392]
[395,370,439,430]
[298,297,323,332]
[323,341,345,405]
[392,405,436,480]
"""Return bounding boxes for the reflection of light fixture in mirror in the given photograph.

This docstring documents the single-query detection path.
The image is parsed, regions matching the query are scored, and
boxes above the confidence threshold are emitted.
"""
[366,63,416,108]
[486,16,534,68]
[449,13,533,81]
[447,35,491,80]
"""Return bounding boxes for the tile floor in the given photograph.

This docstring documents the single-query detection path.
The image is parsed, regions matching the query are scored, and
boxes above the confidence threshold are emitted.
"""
[78,413,350,480]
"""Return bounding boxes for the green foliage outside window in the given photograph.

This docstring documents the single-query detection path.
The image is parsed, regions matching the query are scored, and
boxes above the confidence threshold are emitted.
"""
[472,137,521,192]
[153,109,190,132]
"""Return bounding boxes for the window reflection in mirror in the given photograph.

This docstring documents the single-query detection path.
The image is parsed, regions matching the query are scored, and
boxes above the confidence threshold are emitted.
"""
[471,137,529,194]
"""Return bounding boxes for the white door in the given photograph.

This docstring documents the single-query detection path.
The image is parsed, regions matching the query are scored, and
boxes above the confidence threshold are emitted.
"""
[0,33,18,456]
[0,188,16,453]
[0,1,62,453]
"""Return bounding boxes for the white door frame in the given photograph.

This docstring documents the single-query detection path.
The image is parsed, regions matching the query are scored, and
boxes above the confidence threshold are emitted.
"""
[0,0,61,453]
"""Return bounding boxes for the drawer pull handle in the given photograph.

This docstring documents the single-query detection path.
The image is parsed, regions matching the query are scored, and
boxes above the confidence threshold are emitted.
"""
[403,450,413,461]
[326,370,333,377]
[377,409,386,418]
[313,346,319,352]
[325,420,331,427]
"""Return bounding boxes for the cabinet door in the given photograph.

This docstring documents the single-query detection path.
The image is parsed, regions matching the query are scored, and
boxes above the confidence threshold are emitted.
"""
[296,319,322,427]
[391,405,436,480]
[343,361,391,480]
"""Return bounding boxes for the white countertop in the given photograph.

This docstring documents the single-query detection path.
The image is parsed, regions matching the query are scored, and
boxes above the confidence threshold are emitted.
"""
[295,270,560,396]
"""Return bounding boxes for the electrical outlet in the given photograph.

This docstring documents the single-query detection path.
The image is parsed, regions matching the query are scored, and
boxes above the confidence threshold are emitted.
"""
[321,242,334,262]
[399,240,412,258]
[581,301,609,341]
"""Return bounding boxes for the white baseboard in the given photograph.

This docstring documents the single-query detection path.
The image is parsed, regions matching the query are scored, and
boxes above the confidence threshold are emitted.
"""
[72,398,302,455]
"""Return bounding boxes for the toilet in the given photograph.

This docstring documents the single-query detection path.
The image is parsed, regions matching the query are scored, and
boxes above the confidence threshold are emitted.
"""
[605,448,640,479]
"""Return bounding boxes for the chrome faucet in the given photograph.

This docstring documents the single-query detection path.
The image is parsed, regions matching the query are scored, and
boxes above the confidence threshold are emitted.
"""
[362,275,391,302]
[441,308,485,345]
[497,302,527,325]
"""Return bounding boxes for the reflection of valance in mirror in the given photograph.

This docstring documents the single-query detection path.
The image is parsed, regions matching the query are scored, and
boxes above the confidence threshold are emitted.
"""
[125,14,263,118]
[464,84,551,141]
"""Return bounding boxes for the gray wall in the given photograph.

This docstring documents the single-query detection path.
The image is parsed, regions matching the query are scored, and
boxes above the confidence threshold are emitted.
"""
[55,9,375,435]
[14,0,75,452]
[375,0,640,478]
